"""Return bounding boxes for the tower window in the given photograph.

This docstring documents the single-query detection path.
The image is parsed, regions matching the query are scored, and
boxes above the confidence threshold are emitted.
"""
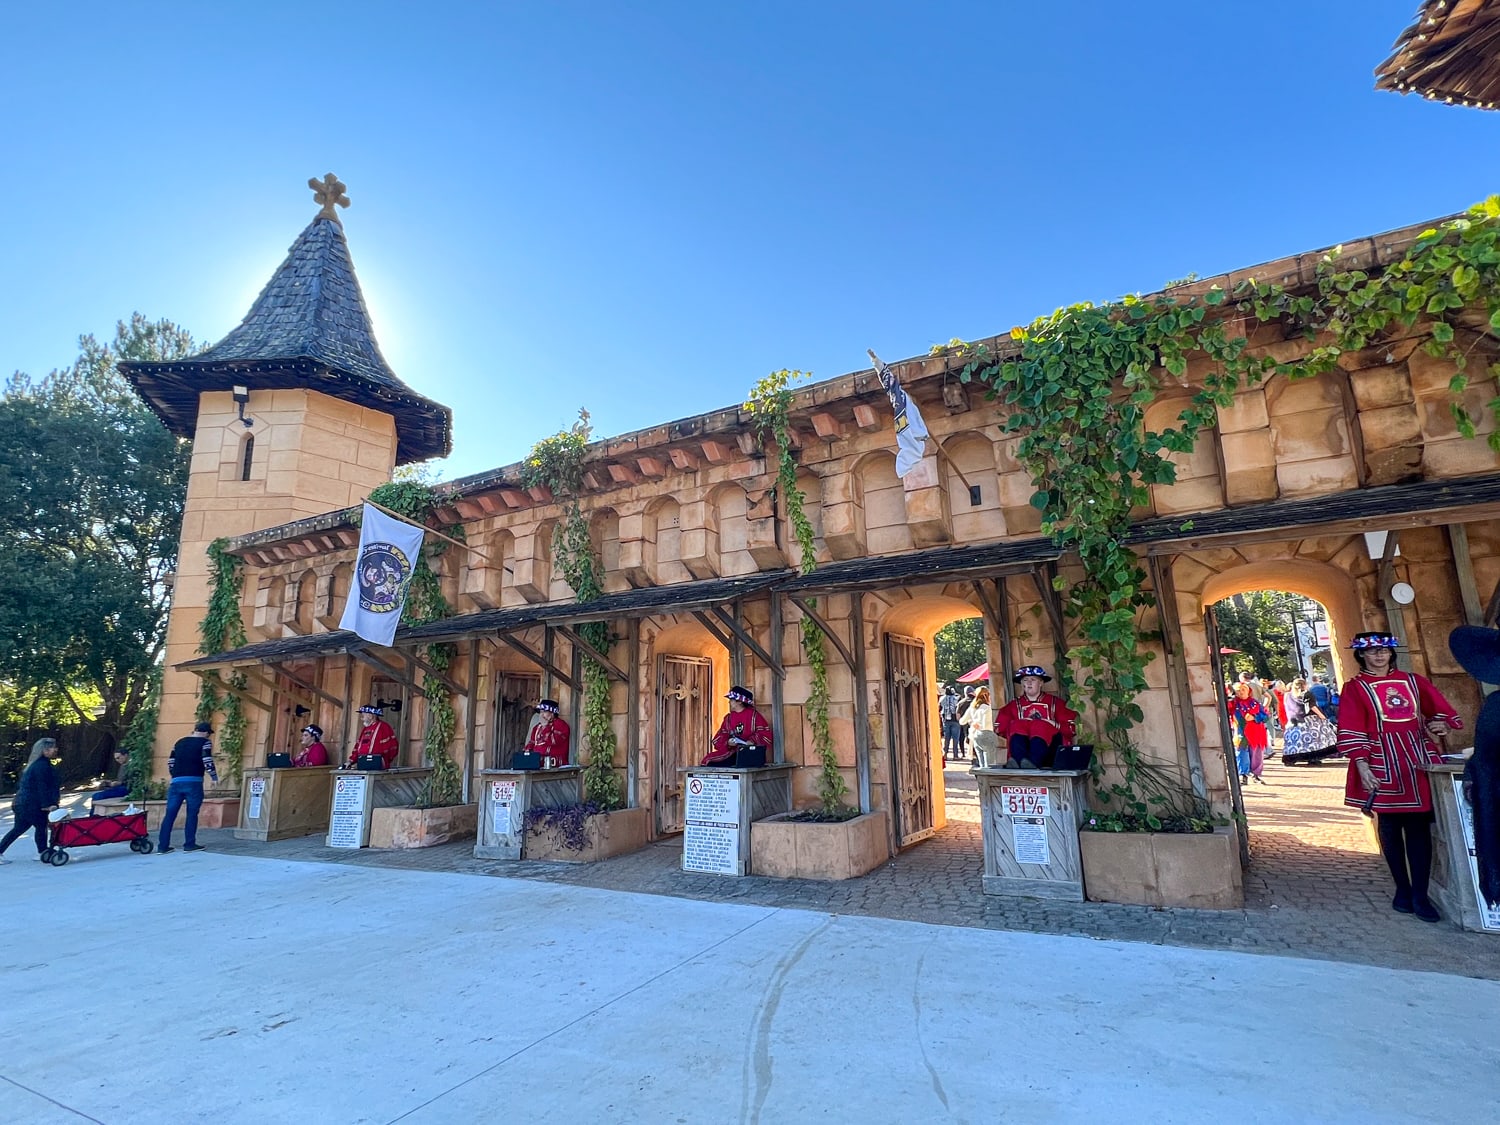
[241,435,255,481]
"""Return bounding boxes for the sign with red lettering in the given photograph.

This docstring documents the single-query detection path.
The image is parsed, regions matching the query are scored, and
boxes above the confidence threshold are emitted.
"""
[1001,785,1050,818]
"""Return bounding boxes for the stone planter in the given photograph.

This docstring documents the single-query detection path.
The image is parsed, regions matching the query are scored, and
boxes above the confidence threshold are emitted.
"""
[749,810,891,880]
[1079,824,1243,909]
[368,803,478,849]
[523,806,650,863]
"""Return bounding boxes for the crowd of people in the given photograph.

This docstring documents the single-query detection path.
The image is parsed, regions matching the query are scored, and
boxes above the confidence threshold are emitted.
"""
[1223,670,1343,782]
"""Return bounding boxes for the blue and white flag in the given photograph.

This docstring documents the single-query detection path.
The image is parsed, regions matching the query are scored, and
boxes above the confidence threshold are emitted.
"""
[868,349,929,478]
[339,503,426,646]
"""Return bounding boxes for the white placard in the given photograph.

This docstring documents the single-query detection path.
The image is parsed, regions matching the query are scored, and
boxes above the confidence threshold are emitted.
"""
[492,780,517,803]
[1451,776,1500,932]
[328,812,363,849]
[684,773,742,875]
[1013,816,1050,865]
[1001,785,1051,819]
[333,775,368,814]
[248,777,266,819]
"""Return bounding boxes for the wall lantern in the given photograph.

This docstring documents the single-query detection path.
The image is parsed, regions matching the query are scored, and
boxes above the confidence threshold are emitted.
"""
[231,384,255,428]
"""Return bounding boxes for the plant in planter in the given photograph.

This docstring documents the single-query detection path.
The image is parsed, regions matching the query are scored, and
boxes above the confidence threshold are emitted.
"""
[523,801,601,852]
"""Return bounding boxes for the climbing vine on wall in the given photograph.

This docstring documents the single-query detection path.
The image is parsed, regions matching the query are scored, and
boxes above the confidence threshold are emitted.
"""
[954,196,1500,828]
[747,369,850,817]
[521,410,623,810]
[197,538,248,785]
[366,480,463,807]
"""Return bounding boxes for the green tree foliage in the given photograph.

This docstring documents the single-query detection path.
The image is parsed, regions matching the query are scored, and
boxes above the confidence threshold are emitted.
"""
[0,315,196,743]
[1211,592,1323,683]
[934,617,986,685]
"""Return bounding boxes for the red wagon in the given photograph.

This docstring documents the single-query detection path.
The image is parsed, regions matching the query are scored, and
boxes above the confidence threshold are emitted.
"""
[43,812,154,866]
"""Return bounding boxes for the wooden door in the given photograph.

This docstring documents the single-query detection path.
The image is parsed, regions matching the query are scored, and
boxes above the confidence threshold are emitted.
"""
[493,673,542,768]
[1204,607,1249,863]
[656,655,712,835]
[271,666,317,765]
[886,633,935,846]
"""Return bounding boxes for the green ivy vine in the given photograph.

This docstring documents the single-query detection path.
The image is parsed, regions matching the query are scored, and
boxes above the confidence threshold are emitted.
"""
[366,480,463,807]
[197,538,248,785]
[122,668,164,799]
[521,410,623,810]
[747,369,850,818]
[955,196,1500,828]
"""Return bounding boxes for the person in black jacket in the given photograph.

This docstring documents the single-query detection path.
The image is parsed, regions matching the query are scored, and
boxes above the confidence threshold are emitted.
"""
[0,738,62,863]
[158,721,219,854]
[1449,626,1500,910]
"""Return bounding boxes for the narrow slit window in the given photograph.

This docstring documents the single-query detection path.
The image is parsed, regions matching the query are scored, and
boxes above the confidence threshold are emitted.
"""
[241,435,255,481]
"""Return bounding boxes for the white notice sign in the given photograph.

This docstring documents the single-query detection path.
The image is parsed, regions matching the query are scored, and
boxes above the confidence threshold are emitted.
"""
[1451,776,1500,932]
[683,773,742,875]
[1001,785,1051,818]
[1013,816,1050,865]
[333,775,368,814]
[248,777,266,819]
[491,780,516,837]
[328,812,363,849]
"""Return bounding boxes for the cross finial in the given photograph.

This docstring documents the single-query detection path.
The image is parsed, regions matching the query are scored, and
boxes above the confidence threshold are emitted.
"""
[308,173,350,223]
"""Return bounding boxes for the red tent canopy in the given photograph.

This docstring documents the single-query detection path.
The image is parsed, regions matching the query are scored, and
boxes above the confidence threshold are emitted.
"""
[957,662,990,683]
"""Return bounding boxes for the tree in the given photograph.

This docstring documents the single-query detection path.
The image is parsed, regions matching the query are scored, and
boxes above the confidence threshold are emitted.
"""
[0,315,196,748]
[1211,591,1322,683]
[934,616,987,685]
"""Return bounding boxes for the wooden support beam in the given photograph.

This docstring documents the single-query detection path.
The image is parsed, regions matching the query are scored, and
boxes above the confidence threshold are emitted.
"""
[495,629,579,690]
[350,648,428,697]
[691,610,737,653]
[736,432,759,456]
[769,591,786,766]
[810,412,843,439]
[669,447,701,471]
[1447,523,1487,626]
[526,484,553,504]
[189,669,273,713]
[463,638,479,804]
[269,662,345,710]
[787,593,855,670]
[969,580,1004,637]
[852,403,881,431]
[1148,555,1208,800]
[398,645,468,698]
[608,462,641,485]
[636,455,668,480]
[700,439,733,463]
[1032,564,1069,673]
[553,623,629,683]
[995,578,1015,689]
[626,617,640,807]
[498,487,528,508]
[1376,529,1411,660]
[852,592,872,814]
[238,666,290,705]
[709,605,784,678]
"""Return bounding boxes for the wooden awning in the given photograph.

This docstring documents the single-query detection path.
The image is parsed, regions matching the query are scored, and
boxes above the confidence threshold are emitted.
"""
[1376,0,1500,107]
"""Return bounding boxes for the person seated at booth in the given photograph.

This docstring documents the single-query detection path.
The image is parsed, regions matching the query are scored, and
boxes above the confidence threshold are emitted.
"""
[997,666,1079,769]
[703,686,773,767]
[347,705,398,769]
[294,724,329,768]
[523,699,572,767]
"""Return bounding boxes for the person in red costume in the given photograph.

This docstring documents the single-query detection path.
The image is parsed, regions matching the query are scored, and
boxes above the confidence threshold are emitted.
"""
[348,706,399,769]
[703,686,773,767]
[523,699,572,767]
[996,666,1079,769]
[293,724,329,768]
[1339,631,1461,923]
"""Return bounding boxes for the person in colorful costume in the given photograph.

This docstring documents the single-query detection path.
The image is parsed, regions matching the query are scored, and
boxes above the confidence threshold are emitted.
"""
[348,705,399,769]
[1449,624,1500,912]
[704,686,773,767]
[523,699,572,767]
[293,724,329,768]
[1339,631,1461,922]
[1227,681,1269,784]
[996,666,1078,769]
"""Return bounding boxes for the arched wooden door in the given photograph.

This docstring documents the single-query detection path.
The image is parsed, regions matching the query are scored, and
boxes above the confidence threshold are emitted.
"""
[886,633,935,846]
[656,655,713,834]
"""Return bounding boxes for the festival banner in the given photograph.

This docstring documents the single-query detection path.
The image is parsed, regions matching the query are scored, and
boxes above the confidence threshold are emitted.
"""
[868,349,929,478]
[338,503,425,646]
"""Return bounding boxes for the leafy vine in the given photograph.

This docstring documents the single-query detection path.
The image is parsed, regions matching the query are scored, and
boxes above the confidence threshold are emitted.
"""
[197,538,248,785]
[747,369,850,818]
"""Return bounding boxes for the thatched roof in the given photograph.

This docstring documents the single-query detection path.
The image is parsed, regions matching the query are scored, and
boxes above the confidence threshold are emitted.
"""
[1376,0,1500,107]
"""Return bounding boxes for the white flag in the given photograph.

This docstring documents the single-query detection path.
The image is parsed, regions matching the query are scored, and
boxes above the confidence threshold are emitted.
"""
[339,504,426,646]
[869,350,929,478]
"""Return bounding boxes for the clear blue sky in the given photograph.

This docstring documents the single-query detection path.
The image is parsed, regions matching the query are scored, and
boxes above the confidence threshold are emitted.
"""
[4,1,1496,479]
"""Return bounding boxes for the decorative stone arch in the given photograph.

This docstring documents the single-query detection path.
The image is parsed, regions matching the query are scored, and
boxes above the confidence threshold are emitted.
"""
[460,524,511,610]
[790,468,826,571]
[708,481,754,577]
[284,568,316,635]
[1143,394,1223,516]
[939,431,1001,543]
[646,616,732,834]
[854,450,911,555]
[589,507,626,593]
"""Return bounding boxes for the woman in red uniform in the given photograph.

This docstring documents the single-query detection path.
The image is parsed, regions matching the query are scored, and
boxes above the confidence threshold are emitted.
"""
[703,686,773,767]
[523,699,571,767]
[1338,631,1461,922]
[995,666,1078,769]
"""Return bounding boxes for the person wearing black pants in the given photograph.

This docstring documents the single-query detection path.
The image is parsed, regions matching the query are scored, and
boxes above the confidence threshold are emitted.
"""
[1375,811,1435,915]
[0,738,61,864]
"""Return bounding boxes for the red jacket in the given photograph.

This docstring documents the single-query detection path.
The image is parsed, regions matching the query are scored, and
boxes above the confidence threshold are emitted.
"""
[294,741,329,768]
[524,717,572,766]
[1340,671,1460,813]
[995,693,1078,744]
[705,707,773,765]
[351,720,398,768]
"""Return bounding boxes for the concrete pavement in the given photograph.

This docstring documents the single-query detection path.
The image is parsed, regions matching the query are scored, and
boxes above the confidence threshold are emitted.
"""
[2,845,1496,1124]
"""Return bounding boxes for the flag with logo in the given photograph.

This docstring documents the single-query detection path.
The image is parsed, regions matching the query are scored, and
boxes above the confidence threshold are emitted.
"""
[868,349,929,478]
[339,504,426,646]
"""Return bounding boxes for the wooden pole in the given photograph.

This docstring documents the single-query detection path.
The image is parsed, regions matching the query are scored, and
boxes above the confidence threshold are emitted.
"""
[363,498,496,565]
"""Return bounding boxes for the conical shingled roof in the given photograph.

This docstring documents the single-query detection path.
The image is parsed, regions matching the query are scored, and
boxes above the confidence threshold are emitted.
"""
[122,213,451,464]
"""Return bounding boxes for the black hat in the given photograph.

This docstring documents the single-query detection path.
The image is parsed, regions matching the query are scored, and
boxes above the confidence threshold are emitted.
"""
[357,705,384,716]
[726,686,754,704]
[536,699,560,715]
[1450,625,1500,685]
[301,724,324,740]
[1014,665,1052,683]
[193,721,214,734]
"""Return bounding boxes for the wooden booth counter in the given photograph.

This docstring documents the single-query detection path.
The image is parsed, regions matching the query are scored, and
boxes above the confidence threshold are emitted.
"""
[325,767,432,849]
[976,767,1089,900]
[235,765,335,842]
[474,766,584,860]
[1422,761,1500,935]
[680,765,793,876]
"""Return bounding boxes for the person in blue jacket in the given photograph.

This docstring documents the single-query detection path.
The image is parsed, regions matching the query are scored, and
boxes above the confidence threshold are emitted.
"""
[0,738,62,863]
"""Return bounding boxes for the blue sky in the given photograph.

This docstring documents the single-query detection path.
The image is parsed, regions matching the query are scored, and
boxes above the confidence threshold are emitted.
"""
[4,1,1497,479]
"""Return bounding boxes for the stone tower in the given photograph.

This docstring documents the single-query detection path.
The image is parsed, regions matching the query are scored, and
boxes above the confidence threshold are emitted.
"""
[122,176,451,767]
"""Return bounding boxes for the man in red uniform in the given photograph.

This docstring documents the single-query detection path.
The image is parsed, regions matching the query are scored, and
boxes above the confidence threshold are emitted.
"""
[996,666,1078,769]
[703,686,773,767]
[348,705,399,769]
[523,699,571,767]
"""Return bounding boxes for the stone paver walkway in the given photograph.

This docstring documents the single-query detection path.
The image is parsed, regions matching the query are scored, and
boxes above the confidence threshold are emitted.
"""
[132,752,1496,981]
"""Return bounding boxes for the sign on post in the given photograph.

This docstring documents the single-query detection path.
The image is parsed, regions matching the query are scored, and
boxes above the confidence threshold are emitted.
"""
[247,777,266,820]
[329,774,369,849]
[1001,785,1051,818]
[683,772,742,875]
[491,779,517,837]
[1451,776,1500,932]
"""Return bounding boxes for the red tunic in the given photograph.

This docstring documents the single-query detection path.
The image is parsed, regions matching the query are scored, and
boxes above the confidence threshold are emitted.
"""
[1339,671,1460,813]
[351,720,399,769]
[1228,696,1269,751]
[704,707,773,765]
[524,717,572,766]
[995,693,1078,745]
[293,741,329,768]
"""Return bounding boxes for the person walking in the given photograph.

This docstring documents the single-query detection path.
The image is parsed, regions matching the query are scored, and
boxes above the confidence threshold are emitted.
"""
[1227,682,1269,784]
[159,721,219,854]
[0,738,62,863]
[938,685,962,764]
[960,686,995,766]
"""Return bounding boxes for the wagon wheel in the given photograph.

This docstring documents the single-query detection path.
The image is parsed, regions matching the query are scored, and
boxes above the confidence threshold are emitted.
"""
[50,849,69,866]
[130,838,146,853]
[137,839,155,854]
[40,847,55,863]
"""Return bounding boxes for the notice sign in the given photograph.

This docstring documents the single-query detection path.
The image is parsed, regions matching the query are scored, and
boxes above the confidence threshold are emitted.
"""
[333,775,368,814]
[1012,816,1050,865]
[491,779,517,837]
[1001,785,1051,819]
[328,814,363,849]
[683,772,742,876]
[329,775,369,849]
[248,777,266,820]
[1451,776,1500,932]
